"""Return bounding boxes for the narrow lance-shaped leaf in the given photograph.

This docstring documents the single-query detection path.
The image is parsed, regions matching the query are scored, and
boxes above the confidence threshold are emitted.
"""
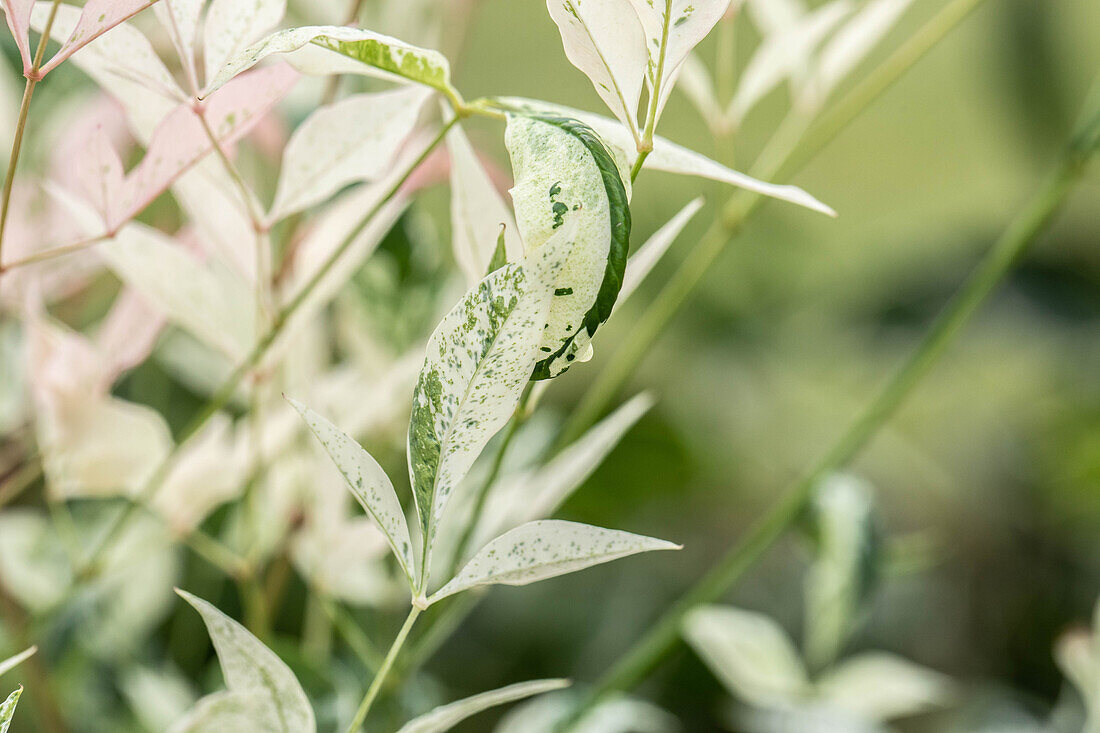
[206,25,456,99]
[2,0,34,73]
[447,122,522,285]
[42,0,162,75]
[0,687,21,733]
[500,98,835,216]
[0,648,36,678]
[175,591,316,733]
[155,0,207,88]
[627,0,731,125]
[429,520,679,604]
[619,196,703,304]
[270,86,431,221]
[545,0,647,140]
[407,224,574,584]
[288,398,416,589]
[202,0,286,91]
[397,680,570,733]
[505,114,631,379]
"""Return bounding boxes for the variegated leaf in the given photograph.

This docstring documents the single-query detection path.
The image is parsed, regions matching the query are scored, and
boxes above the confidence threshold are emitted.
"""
[545,0,647,140]
[0,687,20,733]
[288,398,416,588]
[176,591,316,733]
[408,226,573,583]
[627,0,731,124]
[206,25,455,99]
[0,648,35,678]
[429,520,679,603]
[270,86,430,221]
[447,122,522,285]
[505,114,631,378]
[203,0,286,90]
[42,0,161,75]
[398,680,570,733]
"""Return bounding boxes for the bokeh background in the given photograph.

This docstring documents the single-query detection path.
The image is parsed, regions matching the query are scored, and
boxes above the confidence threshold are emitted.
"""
[1,0,1099,730]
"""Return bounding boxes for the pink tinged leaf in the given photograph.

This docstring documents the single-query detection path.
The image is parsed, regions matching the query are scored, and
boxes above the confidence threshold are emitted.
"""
[72,124,125,229]
[1,0,33,72]
[41,0,162,76]
[94,288,166,381]
[112,63,300,230]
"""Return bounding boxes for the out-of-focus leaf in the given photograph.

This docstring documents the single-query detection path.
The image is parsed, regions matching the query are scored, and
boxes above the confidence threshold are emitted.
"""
[202,0,286,91]
[1055,598,1100,727]
[398,680,570,733]
[42,0,162,75]
[288,399,416,588]
[815,652,953,721]
[499,99,835,216]
[176,591,316,732]
[0,649,35,679]
[168,691,272,733]
[429,520,679,603]
[683,605,810,707]
[155,0,206,85]
[505,114,631,378]
[270,86,431,221]
[494,690,677,733]
[545,0,647,140]
[619,196,703,303]
[207,25,455,99]
[2,0,34,72]
[447,122,522,284]
[0,687,21,733]
[627,0,731,123]
[407,227,571,584]
[677,53,725,132]
[121,665,197,733]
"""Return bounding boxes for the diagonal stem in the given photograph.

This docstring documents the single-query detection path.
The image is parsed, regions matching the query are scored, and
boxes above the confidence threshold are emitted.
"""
[345,606,421,733]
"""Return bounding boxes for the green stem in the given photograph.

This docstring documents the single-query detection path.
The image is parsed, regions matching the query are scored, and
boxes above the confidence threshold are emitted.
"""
[0,0,62,275]
[76,119,459,579]
[345,606,421,733]
[320,596,384,673]
[563,132,1095,728]
[557,0,990,447]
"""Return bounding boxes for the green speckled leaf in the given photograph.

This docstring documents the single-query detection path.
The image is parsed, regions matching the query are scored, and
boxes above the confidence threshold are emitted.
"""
[505,114,631,379]
[409,228,572,586]
[176,591,316,733]
[288,399,416,589]
[397,679,570,733]
[429,520,679,603]
[0,687,21,733]
[206,25,455,98]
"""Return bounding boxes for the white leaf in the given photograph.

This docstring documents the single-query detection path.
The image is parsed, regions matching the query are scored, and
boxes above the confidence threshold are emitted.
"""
[206,25,453,97]
[0,687,21,733]
[619,196,703,303]
[155,0,207,88]
[677,53,725,133]
[121,665,199,732]
[430,520,679,603]
[168,690,273,733]
[447,122,522,284]
[398,680,570,733]
[500,99,835,216]
[545,0,647,140]
[270,86,430,220]
[407,225,572,581]
[0,648,36,679]
[44,0,161,75]
[815,652,953,721]
[627,0,731,124]
[2,0,34,71]
[100,223,257,361]
[288,399,417,588]
[746,0,806,36]
[176,591,316,733]
[682,605,810,707]
[494,690,677,733]
[203,0,286,90]
[799,0,914,110]
[728,0,851,124]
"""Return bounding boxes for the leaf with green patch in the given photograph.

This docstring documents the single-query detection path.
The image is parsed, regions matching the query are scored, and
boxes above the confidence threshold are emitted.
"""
[175,591,316,733]
[0,648,35,679]
[287,398,416,589]
[408,226,573,586]
[206,25,456,100]
[429,520,679,603]
[397,679,570,733]
[0,687,21,733]
[486,227,509,275]
[505,114,631,379]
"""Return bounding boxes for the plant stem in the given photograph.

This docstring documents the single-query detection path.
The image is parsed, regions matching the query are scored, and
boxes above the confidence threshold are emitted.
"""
[320,596,384,673]
[557,0,990,447]
[346,606,421,733]
[562,128,1096,729]
[0,0,62,277]
[0,234,111,273]
[76,119,458,579]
